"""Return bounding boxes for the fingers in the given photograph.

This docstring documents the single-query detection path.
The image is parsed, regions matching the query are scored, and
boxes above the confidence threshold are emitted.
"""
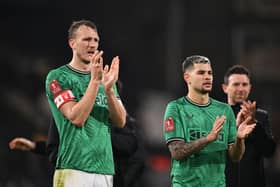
[246,124,256,132]
[9,139,17,149]
[111,56,119,67]
[110,56,119,75]
[241,100,256,114]
[104,56,120,79]
[213,115,226,132]
[9,138,25,150]
[91,50,104,65]
[236,111,244,127]
[241,115,252,126]
[9,138,34,151]
[243,124,256,138]
[208,116,226,142]
[103,64,109,74]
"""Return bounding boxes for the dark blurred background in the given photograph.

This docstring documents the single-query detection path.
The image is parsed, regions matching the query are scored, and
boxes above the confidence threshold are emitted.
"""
[1,0,280,186]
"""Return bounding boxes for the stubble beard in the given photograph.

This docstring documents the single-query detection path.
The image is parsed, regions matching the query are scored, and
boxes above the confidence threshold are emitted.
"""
[77,53,91,64]
[201,89,211,94]
[194,87,211,95]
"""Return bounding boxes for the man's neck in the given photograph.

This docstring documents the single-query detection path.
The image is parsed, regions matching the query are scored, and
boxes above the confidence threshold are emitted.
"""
[187,92,209,105]
[227,99,241,106]
[69,56,90,72]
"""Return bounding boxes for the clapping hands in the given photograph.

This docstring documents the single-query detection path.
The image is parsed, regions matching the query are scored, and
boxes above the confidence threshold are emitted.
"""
[90,50,120,93]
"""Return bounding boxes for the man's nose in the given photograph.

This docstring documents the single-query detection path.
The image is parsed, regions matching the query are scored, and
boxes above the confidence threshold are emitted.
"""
[89,41,98,48]
[237,85,244,91]
[205,74,212,80]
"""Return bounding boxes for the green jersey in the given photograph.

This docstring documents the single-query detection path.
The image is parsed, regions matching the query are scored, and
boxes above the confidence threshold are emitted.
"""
[46,64,118,175]
[163,97,237,187]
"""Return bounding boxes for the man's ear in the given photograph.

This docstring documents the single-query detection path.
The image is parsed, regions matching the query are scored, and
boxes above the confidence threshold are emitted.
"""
[68,39,75,49]
[183,72,190,83]
[222,83,227,94]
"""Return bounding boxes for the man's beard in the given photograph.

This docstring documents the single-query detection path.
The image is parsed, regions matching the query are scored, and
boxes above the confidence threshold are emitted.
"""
[201,89,211,94]
[81,58,90,64]
[193,87,211,95]
[78,53,91,64]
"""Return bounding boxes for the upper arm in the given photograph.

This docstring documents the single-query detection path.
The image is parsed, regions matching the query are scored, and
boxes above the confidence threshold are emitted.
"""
[46,71,77,122]
[163,102,185,144]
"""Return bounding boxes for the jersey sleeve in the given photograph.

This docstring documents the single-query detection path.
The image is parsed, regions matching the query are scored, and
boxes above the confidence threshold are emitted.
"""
[45,70,76,109]
[227,105,237,144]
[163,101,185,144]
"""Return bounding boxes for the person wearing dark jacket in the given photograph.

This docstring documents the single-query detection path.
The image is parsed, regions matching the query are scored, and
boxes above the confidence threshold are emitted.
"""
[9,119,59,166]
[222,65,276,187]
[111,115,146,187]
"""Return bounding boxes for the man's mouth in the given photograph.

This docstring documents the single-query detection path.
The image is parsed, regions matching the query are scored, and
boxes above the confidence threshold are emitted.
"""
[203,83,212,86]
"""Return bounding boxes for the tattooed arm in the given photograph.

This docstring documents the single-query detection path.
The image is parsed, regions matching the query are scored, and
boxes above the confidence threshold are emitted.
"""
[168,138,209,160]
[168,116,226,160]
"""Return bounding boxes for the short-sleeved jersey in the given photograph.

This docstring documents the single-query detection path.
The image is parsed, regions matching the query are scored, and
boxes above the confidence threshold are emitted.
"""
[46,64,119,175]
[163,97,237,187]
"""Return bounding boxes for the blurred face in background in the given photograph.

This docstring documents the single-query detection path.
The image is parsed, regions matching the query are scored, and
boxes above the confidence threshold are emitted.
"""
[222,74,251,105]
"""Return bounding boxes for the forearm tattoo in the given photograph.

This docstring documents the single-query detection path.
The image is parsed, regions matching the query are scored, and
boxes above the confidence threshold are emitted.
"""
[168,138,209,160]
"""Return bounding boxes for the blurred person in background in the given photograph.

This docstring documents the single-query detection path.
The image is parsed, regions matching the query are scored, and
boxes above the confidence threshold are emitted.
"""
[163,55,256,187]
[223,65,276,187]
[45,19,126,187]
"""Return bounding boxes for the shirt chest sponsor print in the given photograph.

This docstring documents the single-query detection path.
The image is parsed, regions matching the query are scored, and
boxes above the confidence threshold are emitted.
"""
[165,117,175,132]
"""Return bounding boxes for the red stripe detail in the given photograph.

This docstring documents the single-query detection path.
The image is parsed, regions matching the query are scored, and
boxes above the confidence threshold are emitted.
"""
[54,90,75,108]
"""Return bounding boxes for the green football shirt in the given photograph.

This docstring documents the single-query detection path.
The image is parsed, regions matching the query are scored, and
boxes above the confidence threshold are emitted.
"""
[46,64,119,175]
[163,97,237,187]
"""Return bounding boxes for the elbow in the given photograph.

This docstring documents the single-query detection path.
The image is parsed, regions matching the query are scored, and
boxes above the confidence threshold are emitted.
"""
[114,116,126,128]
[116,118,126,128]
[118,111,127,128]
[70,118,86,128]
[119,117,126,128]
[65,111,86,128]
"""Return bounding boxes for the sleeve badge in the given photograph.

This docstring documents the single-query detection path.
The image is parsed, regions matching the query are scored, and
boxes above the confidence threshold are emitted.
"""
[165,117,175,132]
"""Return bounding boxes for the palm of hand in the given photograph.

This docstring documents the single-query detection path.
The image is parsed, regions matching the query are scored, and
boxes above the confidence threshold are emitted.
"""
[237,123,252,139]
[102,71,117,90]
[102,56,119,91]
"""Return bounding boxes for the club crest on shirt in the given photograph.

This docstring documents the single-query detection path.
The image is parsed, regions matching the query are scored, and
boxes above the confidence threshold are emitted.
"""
[165,117,175,132]
[49,79,62,97]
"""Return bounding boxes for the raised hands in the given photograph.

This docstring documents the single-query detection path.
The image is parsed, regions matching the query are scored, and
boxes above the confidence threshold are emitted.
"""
[102,56,119,93]
[235,100,257,139]
[206,116,226,142]
[236,115,256,139]
[90,50,104,82]
[90,50,119,93]
[240,100,257,124]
